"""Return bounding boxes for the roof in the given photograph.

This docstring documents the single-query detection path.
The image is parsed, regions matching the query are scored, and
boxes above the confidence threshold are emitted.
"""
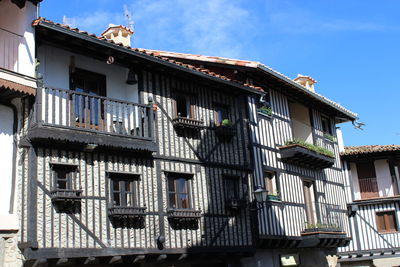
[0,77,36,97]
[141,49,357,121]
[341,145,400,157]
[1,0,42,8]
[32,18,263,94]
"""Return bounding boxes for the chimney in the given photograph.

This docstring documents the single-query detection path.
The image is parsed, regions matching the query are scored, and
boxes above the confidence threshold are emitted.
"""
[293,74,317,92]
[101,24,134,47]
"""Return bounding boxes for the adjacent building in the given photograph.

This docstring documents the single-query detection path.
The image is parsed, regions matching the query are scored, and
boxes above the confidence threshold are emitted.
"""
[0,0,41,266]
[140,52,358,266]
[0,1,361,266]
[339,145,400,267]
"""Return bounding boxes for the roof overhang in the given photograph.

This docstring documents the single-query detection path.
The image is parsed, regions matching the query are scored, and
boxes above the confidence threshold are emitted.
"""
[151,53,357,122]
[1,0,43,8]
[34,20,263,96]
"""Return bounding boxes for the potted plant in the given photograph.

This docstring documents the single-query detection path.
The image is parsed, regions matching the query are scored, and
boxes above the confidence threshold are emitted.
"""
[324,133,336,142]
[257,105,273,117]
[215,119,236,139]
[221,119,232,127]
[267,190,280,201]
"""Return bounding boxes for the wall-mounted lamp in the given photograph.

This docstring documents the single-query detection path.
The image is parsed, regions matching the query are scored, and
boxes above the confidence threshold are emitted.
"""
[253,185,268,203]
[126,68,138,85]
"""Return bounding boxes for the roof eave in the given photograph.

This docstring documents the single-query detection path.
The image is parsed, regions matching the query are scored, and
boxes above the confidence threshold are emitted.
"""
[35,21,264,96]
[256,64,357,121]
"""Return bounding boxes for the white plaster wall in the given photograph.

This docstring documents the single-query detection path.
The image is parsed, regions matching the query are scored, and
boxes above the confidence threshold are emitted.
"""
[289,102,313,143]
[0,0,36,77]
[0,105,14,215]
[37,45,138,103]
[336,127,344,153]
[350,162,361,200]
[375,160,393,197]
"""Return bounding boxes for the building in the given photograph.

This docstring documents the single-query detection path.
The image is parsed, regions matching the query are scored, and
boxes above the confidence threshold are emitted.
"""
[0,0,41,266]
[140,52,358,266]
[17,15,267,266]
[339,145,400,267]
[1,1,360,266]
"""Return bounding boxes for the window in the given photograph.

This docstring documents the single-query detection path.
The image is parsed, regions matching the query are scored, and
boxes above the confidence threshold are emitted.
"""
[357,161,379,199]
[175,94,194,119]
[376,211,398,233]
[168,174,192,209]
[321,116,332,135]
[108,172,139,207]
[51,163,78,190]
[288,101,313,143]
[215,105,229,126]
[70,68,106,125]
[264,171,277,194]
[224,176,239,200]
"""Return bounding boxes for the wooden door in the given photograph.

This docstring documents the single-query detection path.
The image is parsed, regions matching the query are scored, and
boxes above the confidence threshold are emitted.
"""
[303,180,316,225]
[357,161,379,199]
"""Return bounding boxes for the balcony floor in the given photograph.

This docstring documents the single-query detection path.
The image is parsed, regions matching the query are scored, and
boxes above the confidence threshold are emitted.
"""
[27,123,157,153]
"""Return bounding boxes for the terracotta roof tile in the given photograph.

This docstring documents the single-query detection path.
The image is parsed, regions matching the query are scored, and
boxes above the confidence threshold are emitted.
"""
[341,145,400,156]
[140,49,357,119]
[32,18,263,93]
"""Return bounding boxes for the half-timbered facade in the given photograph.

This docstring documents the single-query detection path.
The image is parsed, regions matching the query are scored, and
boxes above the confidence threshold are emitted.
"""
[15,17,265,267]
[339,145,400,267]
[146,51,358,267]
[0,0,41,266]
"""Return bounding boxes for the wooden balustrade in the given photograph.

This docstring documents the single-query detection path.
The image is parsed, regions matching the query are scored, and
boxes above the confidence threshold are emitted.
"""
[36,87,154,140]
[359,177,379,199]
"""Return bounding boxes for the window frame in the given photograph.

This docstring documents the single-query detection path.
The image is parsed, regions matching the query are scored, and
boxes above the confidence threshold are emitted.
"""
[264,170,278,195]
[214,103,230,126]
[303,179,317,225]
[166,172,193,209]
[321,115,333,135]
[50,163,79,190]
[108,172,140,208]
[223,175,240,200]
[70,68,107,96]
[174,92,195,119]
[376,210,398,233]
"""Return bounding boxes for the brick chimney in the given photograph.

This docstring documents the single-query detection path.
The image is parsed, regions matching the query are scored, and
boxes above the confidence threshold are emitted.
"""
[101,24,134,47]
[293,74,317,92]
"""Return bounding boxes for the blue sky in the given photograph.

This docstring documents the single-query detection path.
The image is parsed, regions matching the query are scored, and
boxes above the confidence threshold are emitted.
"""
[39,0,400,146]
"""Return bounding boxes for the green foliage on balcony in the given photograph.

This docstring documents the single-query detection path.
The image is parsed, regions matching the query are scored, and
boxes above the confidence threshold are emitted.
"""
[324,133,336,142]
[285,139,335,158]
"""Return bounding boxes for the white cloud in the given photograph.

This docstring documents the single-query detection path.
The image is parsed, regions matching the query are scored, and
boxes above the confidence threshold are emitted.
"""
[65,0,255,59]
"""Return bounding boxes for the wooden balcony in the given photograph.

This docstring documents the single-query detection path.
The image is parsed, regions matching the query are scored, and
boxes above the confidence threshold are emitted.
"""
[167,209,201,229]
[28,87,157,152]
[50,188,83,202]
[108,206,147,228]
[50,189,83,213]
[300,202,349,248]
[167,209,202,219]
[172,117,204,130]
[215,125,236,139]
[359,177,379,199]
[279,143,335,169]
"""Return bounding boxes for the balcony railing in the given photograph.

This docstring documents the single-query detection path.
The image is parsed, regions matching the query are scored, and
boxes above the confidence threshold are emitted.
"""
[359,177,379,199]
[0,27,22,72]
[303,202,346,234]
[34,87,154,140]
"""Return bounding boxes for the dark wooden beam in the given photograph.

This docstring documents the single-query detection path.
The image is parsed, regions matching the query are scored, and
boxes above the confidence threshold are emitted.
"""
[133,255,146,263]
[83,256,99,265]
[109,255,123,264]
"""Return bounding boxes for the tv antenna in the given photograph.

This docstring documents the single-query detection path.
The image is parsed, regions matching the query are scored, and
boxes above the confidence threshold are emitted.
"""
[124,5,134,32]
